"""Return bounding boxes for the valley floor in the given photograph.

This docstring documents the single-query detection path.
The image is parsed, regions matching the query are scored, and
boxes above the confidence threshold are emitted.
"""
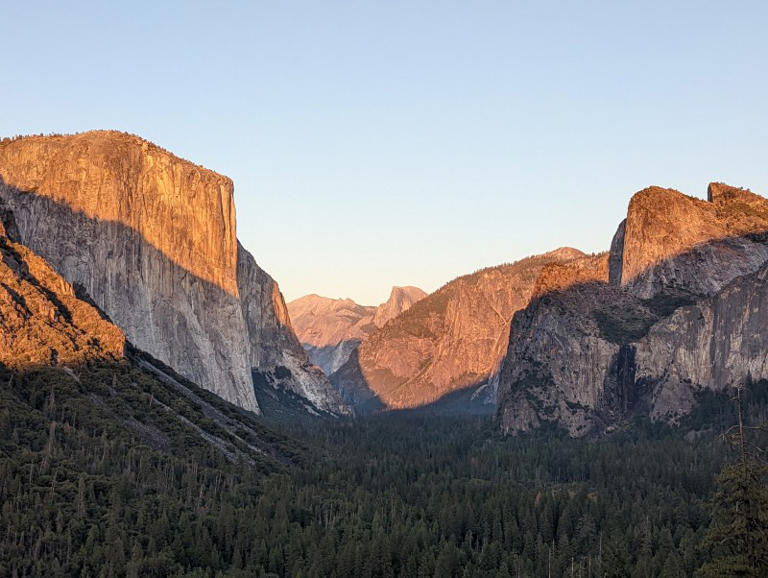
[2,371,766,577]
[264,415,727,578]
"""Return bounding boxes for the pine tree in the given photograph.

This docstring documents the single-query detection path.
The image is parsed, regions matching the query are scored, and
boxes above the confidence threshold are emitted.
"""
[698,384,768,577]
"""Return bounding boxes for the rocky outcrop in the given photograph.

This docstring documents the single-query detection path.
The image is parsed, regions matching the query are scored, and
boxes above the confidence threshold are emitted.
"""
[635,261,768,421]
[0,201,125,367]
[497,184,768,436]
[237,244,345,413]
[373,286,427,328]
[287,287,426,376]
[496,253,643,435]
[0,131,346,415]
[331,248,585,410]
[613,184,768,298]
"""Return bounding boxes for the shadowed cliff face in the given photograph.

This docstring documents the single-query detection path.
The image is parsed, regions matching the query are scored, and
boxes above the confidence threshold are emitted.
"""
[0,202,125,367]
[0,131,346,416]
[237,244,347,414]
[330,248,585,411]
[497,183,768,436]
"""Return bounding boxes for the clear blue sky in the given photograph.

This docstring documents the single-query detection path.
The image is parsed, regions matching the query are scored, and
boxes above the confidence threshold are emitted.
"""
[3,1,767,304]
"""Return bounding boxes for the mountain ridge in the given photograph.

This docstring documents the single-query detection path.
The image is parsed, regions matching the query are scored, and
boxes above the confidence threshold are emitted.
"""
[330,247,586,410]
[287,285,426,375]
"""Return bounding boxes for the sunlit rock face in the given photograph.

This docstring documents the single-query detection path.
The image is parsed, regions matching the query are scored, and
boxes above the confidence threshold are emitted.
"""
[0,200,125,367]
[497,184,768,436]
[0,131,346,415]
[373,286,427,328]
[330,248,585,410]
[615,184,768,298]
[287,287,426,376]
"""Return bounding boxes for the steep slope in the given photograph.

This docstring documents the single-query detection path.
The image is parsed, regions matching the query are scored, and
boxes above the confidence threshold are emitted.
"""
[287,286,426,375]
[237,244,344,414]
[0,131,346,416]
[497,183,768,435]
[0,199,297,465]
[634,260,768,421]
[497,253,636,435]
[331,248,584,410]
[0,202,125,367]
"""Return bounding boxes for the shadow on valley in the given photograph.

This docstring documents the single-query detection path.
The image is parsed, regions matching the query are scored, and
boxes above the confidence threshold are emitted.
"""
[0,353,303,470]
[251,368,344,420]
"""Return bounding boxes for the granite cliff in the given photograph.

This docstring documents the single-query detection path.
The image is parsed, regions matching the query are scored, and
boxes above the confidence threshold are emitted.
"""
[497,183,768,435]
[615,184,768,298]
[237,244,343,413]
[287,286,426,375]
[0,131,346,416]
[0,200,125,367]
[0,198,301,468]
[330,249,584,410]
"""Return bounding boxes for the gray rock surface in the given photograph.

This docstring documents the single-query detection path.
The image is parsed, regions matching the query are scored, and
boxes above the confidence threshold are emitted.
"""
[237,243,346,413]
[497,183,768,435]
[635,261,768,421]
[0,131,346,415]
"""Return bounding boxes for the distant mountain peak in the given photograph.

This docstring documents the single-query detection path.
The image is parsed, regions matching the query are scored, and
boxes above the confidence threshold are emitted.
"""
[542,247,585,260]
[287,285,426,376]
[373,286,427,328]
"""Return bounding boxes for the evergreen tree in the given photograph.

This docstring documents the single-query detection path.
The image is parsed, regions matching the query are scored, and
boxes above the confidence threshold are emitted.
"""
[698,384,768,577]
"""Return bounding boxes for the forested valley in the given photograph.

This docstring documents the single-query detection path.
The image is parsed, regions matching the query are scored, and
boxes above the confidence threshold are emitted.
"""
[1,364,766,577]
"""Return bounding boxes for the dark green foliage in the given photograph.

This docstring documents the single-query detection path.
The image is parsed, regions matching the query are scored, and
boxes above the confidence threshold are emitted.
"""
[0,361,301,576]
[697,461,768,577]
[697,384,768,577]
[642,291,697,318]
[593,307,656,344]
[256,415,728,577]
[2,367,767,576]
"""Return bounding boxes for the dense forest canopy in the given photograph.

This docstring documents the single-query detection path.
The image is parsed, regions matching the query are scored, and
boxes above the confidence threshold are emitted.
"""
[1,364,766,577]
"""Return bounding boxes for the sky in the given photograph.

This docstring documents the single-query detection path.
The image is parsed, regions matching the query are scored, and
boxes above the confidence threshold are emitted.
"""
[3,1,768,305]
